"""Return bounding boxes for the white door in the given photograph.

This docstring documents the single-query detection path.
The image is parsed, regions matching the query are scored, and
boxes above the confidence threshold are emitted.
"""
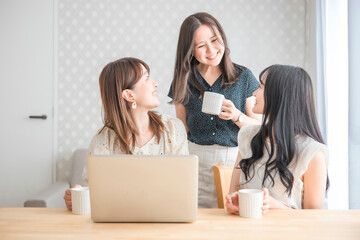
[0,0,54,207]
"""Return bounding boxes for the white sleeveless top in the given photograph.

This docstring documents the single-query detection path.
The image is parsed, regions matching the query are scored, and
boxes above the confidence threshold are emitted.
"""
[238,125,329,209]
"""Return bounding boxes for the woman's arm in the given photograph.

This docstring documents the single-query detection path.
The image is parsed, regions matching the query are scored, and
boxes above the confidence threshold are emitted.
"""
[219,97,261,128]
[265,150,327,210]
[244,96,262,122]
[175,104,189,133]
[302,150,327,209]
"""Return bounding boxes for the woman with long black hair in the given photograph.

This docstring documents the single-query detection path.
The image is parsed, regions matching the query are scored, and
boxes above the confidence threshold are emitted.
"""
[226,65,329,213]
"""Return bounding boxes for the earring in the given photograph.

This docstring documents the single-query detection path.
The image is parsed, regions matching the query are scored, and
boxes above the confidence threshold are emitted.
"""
[132,101,137,109]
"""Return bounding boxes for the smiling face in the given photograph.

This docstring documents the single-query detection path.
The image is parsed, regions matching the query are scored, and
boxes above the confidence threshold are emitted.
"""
[131,64,160,110]
[252,75,266,114]
[193,24,225,67]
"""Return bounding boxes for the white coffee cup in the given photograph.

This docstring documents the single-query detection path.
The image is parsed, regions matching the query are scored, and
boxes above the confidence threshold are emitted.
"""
[71,187,91,215]
[237,189,263,218]
[201,91,224,115]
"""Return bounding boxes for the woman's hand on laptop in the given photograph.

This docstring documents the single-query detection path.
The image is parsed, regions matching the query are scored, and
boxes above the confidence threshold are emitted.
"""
[63,184,81,210]
[225,192,239,214]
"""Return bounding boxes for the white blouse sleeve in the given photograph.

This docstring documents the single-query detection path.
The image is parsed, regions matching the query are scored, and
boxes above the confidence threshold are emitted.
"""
[293,139,329,179]
[82,128,113,185]
[164,115,189,155]
[237,125,260,159]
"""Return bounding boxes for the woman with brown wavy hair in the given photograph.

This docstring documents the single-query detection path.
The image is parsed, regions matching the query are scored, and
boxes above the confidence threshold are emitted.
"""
[168,12,261,207]
[64,57,188,210]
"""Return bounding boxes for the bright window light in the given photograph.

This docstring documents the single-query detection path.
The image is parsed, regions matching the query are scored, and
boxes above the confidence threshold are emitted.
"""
[326,0,349,209]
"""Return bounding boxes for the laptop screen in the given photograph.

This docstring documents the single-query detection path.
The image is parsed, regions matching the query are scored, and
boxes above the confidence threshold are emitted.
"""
[87,155,198,222]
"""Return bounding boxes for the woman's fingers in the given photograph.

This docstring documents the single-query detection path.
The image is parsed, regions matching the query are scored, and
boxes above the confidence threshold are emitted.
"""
[222,98,234,107]
[262,202,270,213]
[219,112,231,120]
[262,188,270,215]
[220,98,243,122]
[225,202,238,214]
[63,189,71,200]
[262,188,269,198]
[262,200,270,214]
[225,193,239,214]
[64,185,82,210]
[63,189,72,210]
[219,106,235,120]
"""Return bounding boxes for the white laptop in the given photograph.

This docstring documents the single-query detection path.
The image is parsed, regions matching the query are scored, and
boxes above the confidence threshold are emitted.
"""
[87,155,198,223]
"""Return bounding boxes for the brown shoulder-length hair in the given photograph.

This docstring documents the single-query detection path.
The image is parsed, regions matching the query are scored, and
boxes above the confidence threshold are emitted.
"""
[170,12,239,104]
[99,57,165,154]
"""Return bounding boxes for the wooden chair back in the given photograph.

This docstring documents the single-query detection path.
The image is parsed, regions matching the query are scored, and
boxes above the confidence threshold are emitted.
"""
[213,165,233,208]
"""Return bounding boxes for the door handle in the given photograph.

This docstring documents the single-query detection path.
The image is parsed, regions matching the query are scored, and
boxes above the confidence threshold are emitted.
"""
[29,115,47,120]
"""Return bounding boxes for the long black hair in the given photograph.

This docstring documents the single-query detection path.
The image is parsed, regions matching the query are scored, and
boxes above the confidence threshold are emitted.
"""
[239,65,329,196]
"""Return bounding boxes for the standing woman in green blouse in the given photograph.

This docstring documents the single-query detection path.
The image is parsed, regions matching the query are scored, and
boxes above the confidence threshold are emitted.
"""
[168,12,261,208]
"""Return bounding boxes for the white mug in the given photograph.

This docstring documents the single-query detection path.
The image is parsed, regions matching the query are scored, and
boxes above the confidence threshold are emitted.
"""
[237,189,263,218]
[71,187,91,215]
[201,91,224,115]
